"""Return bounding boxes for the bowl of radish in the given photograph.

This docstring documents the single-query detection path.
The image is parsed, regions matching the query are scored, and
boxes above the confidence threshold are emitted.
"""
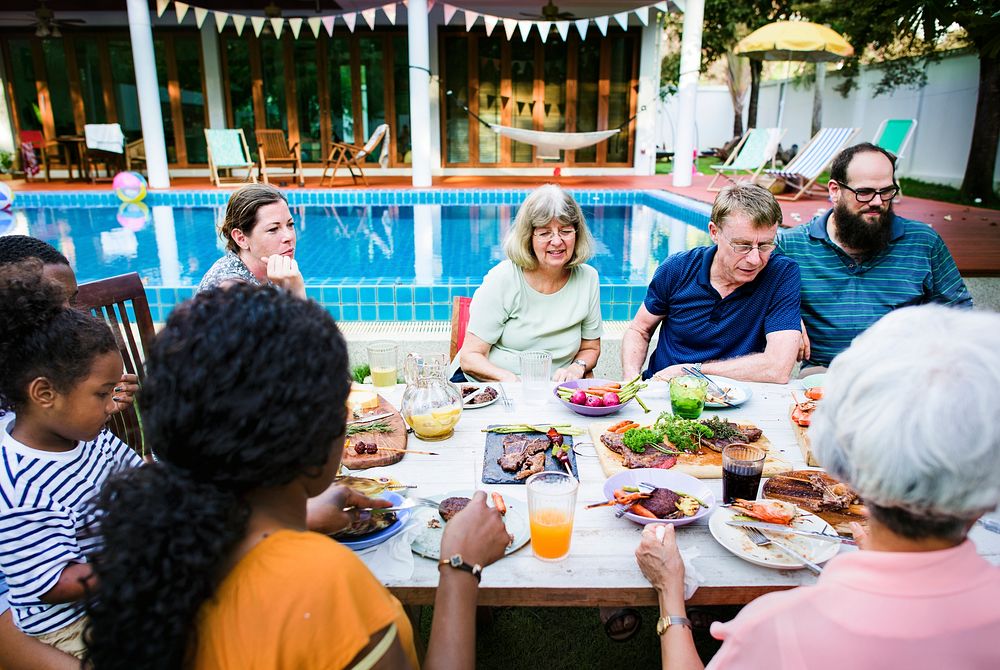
[553,376,649,417]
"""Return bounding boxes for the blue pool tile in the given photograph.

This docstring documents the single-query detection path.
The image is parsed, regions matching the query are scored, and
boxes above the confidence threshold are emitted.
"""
[360,305,377,320]
[631,285,648,302]
[342,304,359,320]
[613,286,631,303]
[396,304,412,320]
[360,287,376,304]
[341,286,359,303]
[326,305,342,320]
[432,304,450,320]
[432,286,450,303]
[306,287,323,302]
[321,287,340,304]
[415,304,431,321]
[377,286,394,303]
[612,304,631,320]
[377,304,394,320]
[600,285,613,303]
[396,286,412,303]
[415,287,431,303]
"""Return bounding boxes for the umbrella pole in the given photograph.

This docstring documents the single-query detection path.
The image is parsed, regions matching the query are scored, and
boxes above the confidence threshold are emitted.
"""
[812,64,826,136]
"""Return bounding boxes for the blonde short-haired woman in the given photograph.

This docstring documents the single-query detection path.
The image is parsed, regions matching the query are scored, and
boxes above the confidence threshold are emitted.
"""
[457,184,603,383]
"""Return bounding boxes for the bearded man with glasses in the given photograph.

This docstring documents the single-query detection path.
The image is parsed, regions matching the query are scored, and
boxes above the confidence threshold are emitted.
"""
[778,143,972,370]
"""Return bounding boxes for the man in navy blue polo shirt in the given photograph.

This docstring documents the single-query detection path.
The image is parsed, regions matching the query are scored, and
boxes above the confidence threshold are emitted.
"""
[622,184,802,383]
[778,143,972,368]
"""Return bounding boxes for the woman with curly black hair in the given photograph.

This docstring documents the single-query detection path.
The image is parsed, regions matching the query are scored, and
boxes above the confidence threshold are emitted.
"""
[85,285,511,670]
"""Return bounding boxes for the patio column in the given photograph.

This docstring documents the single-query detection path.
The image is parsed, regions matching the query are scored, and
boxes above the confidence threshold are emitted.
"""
[200,23,227,129]
[671,0,705,188]
[0,48,15,155]
[634,18,663,175]
[407,0,433,187]
[126,0,170,189]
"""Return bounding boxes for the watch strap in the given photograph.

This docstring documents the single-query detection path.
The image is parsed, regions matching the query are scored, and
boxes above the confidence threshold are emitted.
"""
[439,554,482,582]
[572,358,588,370]
[656,615,692,635]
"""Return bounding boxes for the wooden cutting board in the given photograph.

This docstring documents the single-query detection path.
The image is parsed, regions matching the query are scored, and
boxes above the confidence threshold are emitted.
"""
[341,396,408,470]
[789,406,821,466]
[588,421,786,479]
[763,470,866,535]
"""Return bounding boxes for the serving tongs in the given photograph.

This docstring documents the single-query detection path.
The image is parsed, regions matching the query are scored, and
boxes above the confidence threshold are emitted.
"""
[681,366,736,407]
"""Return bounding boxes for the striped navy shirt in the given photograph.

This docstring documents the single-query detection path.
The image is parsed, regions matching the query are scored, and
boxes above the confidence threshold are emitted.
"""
[0,422,142,635]
[778,211,973,366]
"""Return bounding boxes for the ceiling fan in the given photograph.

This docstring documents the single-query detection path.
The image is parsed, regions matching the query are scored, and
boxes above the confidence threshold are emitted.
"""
[0,1,86,38]
[520,1,576,21]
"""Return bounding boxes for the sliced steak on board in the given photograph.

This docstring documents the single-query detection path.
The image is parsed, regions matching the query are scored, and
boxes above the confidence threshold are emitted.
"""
[700,423,763,452]
[622,448,677,470]
[514,452,546,480]
[600,431,626,455]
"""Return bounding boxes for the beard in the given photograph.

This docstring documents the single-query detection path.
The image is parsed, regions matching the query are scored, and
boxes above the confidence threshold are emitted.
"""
[832,200,894,256]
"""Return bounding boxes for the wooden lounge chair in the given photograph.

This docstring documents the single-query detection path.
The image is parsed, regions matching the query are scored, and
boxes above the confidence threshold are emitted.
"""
[255,129,304,187]
[205,128,257,187]
[76,272,155,456]
[707,127,786,192]
[873,119,917,161]
[125,138,147,174]
[764,127,859,201]
[320,124,390,187]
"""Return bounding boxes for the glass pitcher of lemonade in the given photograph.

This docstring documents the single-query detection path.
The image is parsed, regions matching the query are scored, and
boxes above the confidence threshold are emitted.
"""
[400,353,463,441]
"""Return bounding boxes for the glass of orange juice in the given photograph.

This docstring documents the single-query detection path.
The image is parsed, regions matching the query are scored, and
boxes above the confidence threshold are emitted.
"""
[526,471,578,562]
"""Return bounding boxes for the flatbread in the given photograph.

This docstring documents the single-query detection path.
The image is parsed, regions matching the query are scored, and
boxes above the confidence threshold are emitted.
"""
[588,420,787,479]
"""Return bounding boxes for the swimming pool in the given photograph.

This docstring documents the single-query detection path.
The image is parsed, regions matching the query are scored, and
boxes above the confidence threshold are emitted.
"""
[5,189,711,322]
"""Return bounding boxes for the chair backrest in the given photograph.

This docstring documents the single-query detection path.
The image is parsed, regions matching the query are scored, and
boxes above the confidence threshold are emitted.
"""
[126,138,146,160]
[255,129,292,160]
[873,119,917,159]
[728,128,783,170]
[76,272,155,455]
[205,129,253,167]
[783,127,858,179]
[20,130,45,147]
[449,296,472,362]
[356,124,390,159]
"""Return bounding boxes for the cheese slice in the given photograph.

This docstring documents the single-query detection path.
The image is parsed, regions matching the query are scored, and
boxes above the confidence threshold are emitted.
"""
[347,389,379,411]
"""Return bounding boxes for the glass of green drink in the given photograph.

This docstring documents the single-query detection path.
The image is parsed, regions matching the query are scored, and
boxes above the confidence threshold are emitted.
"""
[669,375,708,419]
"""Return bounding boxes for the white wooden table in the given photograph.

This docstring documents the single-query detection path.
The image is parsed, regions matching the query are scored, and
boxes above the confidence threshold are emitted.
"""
[353,382,1000,607]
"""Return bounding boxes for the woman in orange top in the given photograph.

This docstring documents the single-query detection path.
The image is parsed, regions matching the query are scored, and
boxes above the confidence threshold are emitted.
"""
[83,285,512,669]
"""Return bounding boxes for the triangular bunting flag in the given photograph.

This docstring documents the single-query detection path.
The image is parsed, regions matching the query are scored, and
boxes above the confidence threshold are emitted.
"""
[343,12,357,32]
[501,95,510,106]
[308,17,322,38]
[574,18,589,40]
[537,21,551,42]
[289,18,303,39]
[270,17,284,39]
[174,2,190,23]
[443,4,457,25]
[634,6,649,25]
[528,101,535,112]
[483,15,498,36]
[382,3,396,25]
[517,20,532,41]
[544,103,551,116]
[232,14,247,35]
[613,11,629,30]
[214,11,228,33]
[156,0,170,18]
[322,16,335,36]
[464,11,479,32]
[503,18,517,40]
[516,101,525,114]
[250,16,267,37]
[486,94,495,108]
[361,8,377,29]
[193,7,208,28]
[655,2,669,11]
[595,16,610,36]
[555,20,570,41]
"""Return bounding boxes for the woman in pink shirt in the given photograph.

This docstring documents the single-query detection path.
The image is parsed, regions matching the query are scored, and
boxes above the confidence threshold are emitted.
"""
[636,304,1000,670]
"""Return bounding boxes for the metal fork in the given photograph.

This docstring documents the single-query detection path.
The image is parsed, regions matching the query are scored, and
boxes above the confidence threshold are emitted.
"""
[498,384,515,413]
[615,482,656,518]
[743,527,823,575]
[681,366,736,407]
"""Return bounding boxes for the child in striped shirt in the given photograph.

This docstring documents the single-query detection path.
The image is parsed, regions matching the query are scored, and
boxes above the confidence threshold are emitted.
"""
[0,262,142,659]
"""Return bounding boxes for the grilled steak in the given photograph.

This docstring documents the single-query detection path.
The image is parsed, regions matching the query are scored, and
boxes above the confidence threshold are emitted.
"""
[622,448,677,469]
[498,435,549,472]
[642,488,682,518]
[600,431,626,454]
[700,422,763,452]
[438,496,471,522]
[461,384,498,404]
[334,511,398,538]
[514,452,546,480]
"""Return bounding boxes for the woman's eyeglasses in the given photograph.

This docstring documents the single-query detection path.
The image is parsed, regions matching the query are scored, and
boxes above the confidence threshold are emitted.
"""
[834,181,900,203]
[533,227,577,242]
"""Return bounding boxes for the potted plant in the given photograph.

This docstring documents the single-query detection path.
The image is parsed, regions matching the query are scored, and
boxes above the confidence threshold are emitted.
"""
[0,150,13,180]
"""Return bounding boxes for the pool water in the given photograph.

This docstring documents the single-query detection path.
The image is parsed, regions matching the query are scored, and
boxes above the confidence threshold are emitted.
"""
[5,190,712,321]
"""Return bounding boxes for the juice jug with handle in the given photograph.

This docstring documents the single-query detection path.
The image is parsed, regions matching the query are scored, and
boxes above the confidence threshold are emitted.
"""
[401,353,463,441]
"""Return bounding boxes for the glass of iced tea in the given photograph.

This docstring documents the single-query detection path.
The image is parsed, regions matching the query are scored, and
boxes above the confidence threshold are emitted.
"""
[367,341,398,390]
[722,444,766,503]
[526,471,578,562]
[670,375,708,419]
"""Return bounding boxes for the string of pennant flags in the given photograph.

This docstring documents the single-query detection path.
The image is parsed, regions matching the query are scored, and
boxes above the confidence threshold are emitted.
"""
[154,0,670,41]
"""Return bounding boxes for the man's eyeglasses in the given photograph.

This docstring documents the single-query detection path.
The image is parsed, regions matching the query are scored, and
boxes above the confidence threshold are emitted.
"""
[533,227,577,242]
[834,181,899,203]
[718,229,776,256]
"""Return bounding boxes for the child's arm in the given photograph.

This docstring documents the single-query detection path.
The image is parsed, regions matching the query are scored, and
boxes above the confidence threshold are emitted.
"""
[0,610,78,670]
[39,562,96,604]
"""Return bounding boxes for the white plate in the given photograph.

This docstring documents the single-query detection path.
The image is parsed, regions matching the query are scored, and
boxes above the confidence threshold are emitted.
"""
[410,490,530,560]
[602,469,715,526]
[800,374,826,391]
[460,384,500,409]
[704,375,752,408]
[708,503,840,570]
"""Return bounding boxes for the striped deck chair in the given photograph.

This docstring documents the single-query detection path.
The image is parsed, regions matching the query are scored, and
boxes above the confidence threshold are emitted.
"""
[873,119,917,161]
[205,129,257,187]
[707,127,786,192]
[765,127,859,201]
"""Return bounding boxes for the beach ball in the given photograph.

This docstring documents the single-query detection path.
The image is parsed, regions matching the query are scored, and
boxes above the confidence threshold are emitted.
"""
[116,202,150,232]
[113,171,147,204]
[0,182,12,211]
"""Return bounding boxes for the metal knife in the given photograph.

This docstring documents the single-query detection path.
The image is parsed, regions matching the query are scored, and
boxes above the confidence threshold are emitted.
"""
[726,519,857,545]
[348,411,394,425]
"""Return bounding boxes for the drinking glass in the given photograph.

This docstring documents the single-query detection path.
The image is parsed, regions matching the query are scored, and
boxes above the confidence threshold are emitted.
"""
[526,471,578,562]
[519,350,552,400]
[722,444,766,503]
[669,375,708,419]
[367,341,398,390]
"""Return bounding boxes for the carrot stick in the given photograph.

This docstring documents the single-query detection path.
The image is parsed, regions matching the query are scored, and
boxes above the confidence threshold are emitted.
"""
[607,420,632,432]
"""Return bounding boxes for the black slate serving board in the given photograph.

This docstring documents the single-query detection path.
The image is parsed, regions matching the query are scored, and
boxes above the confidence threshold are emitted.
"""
[482,427,579,484]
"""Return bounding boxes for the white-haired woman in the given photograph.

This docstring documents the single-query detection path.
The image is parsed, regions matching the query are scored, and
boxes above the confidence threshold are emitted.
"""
[457,184,602,383]
[634,304,1000,669]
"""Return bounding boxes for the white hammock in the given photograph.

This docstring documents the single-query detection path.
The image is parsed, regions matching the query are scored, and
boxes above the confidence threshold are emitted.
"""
[487,125,621,160]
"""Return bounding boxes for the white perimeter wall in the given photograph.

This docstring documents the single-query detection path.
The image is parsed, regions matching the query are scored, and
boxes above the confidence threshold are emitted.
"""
[657,51,1000,188]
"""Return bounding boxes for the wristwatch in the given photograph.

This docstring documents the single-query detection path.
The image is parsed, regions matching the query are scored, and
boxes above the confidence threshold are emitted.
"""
[439,554,483,582]
[693,362,703,374]
[571,358,588,371]
[656,615,692,635]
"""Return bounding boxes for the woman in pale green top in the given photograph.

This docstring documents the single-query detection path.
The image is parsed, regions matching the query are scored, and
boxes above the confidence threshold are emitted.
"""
[458,184,603,383]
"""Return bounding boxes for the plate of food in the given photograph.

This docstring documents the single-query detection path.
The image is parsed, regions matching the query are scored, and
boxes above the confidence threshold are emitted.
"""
[708,499,841,570]
[800,374,826,391]
[460,383,500,409]
[553,378,647,417]
[704,375,752,408]
[410,491,529,560]
[600,469,714,526]
[333,492,411,552]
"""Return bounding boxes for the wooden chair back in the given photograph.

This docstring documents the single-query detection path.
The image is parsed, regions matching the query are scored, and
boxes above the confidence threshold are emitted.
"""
[76,272,155,455]
[256,130,294,160]
[449,296,473,361]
